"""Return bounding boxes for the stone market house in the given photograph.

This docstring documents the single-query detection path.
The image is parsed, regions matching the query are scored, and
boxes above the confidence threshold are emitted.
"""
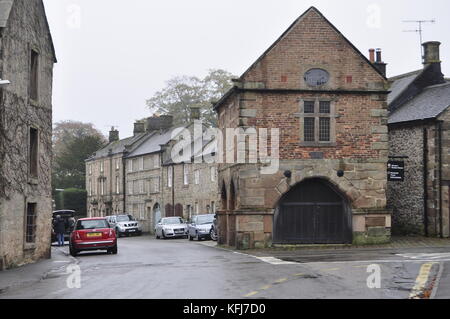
[388,41,450,238]
[0,0,56,269]
[214,7,391,249]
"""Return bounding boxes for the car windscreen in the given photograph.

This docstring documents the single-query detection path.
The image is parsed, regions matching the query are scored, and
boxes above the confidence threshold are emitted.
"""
[162,218,183,225]
[77,219,109,230]
[196,215,214,225]
[116,215,131,222]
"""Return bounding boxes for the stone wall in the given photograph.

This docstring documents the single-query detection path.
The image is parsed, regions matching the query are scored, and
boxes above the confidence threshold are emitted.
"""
[161,162,220,221]
[388,125,426,235]
[0,0,55,269]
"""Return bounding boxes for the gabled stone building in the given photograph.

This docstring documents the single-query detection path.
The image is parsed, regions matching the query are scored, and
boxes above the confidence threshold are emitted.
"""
[0,0,56,269]
[388,41,450,238]
[214,7,391,249]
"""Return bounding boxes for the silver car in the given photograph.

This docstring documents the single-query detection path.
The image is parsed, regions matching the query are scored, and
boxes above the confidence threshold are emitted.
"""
[187,214,215,241]
[155,217,188,239]
[106,214,142,237]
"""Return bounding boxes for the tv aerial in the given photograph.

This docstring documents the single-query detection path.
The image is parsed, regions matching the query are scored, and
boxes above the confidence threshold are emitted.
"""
[403,19,436,62]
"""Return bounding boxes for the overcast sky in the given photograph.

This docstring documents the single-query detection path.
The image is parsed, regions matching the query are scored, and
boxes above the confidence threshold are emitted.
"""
[43,0,450,138]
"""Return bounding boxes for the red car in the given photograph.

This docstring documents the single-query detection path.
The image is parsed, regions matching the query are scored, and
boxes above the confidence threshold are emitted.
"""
[69,218,118,256]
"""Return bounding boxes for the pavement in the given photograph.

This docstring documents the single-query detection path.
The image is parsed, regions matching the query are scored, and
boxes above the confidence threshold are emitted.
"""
[0,235,449,299]
[0,244,74,295]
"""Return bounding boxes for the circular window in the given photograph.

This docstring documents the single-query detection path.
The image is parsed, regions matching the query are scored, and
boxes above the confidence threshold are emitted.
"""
[304,69,330,87]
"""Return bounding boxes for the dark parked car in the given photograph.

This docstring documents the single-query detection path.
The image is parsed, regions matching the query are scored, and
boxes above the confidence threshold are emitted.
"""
[51,210,76,243]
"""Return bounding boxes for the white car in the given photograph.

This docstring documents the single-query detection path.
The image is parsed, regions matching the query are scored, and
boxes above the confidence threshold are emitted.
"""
[106,214,142,237]
[155,217,188,239]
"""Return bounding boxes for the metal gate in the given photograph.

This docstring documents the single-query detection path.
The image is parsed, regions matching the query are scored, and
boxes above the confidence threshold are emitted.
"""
[274,179,352,244]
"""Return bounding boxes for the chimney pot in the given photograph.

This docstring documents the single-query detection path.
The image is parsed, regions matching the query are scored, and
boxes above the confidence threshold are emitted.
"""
[372,48,387,77]
[369,49,375,63]
[376,48,382,63]
[423,41,441,65]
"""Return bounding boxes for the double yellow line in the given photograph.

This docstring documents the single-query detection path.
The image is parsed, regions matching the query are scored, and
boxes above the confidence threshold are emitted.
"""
[409,263,438,299]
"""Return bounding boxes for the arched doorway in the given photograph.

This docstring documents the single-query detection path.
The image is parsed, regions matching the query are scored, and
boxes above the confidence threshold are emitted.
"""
[165,204,174,217]
[274,178,352,244]
[175,204,183,218]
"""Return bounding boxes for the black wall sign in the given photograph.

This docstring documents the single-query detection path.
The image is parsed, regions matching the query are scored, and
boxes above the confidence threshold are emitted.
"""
[388,161,405,182]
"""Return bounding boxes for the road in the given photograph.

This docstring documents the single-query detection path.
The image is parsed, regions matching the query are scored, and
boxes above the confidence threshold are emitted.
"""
[0,235,448,299]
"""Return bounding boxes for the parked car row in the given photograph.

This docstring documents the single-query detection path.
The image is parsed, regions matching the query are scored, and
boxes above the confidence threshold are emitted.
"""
[154,214,218,242]
[53,211,218,258]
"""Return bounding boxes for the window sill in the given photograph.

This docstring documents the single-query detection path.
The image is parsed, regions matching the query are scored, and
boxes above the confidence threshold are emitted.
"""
[299,142,336,148]
[23,243,36,251]
[29,99,39,107]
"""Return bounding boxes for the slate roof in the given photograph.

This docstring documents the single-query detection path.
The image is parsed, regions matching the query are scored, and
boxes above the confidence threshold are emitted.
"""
[126,129,175,159]
[387,70,422,105]
[388,82,450,124]
[87,133,147,161]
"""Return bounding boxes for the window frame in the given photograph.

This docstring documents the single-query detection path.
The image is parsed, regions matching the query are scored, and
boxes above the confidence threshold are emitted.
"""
[29,49,39,103]
[29,127,39,179]
[25,203,37,244]
[298,98,337,147]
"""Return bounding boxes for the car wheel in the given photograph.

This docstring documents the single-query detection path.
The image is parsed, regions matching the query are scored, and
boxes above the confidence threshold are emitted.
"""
[210,228,217,241]
[189,234,193,241]
[69,245,78,257]
[161,230,166,239]
[109,245,118,255]
[116,228,121,238]
[196,232,201,241]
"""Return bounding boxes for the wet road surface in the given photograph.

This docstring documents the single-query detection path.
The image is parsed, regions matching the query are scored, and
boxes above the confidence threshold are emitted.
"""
[0,235,446,299]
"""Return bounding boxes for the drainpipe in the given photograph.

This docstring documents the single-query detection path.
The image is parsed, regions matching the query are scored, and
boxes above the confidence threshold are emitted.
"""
[172,164,175,217]
[423,126,429,237]
[122,155,127,213]
[438,121,444,238]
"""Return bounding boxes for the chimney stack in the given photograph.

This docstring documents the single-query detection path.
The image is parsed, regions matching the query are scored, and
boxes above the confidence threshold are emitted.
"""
[134,120,146,135]
[146,115,174,132]
[109,127,119,143]
[422,41,445,84]
[372,48,387,77]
